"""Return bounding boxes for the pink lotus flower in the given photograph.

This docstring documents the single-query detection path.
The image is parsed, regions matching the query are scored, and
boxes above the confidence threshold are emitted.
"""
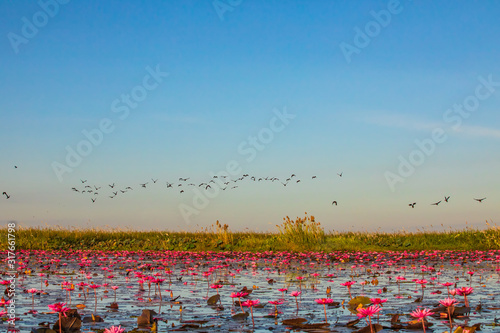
[441,282,454,297]
[410,308,434,333]
[268,300,284,305]
[210,284,223,294]
[340,281,356,299]
[242,299,260,307]
[357,305,381,333]
[369,298,387,305]
[27,288,38,309]
[455,286,473,296]
[456,286,473,307]
[48,302,70,316]
[110,285,119,302]
[439,297,458,307]
[439,298,458,329]
[291,290,301,310]
[48,302,71,333]
[104,325,125,333]
[242,299,260,326]
[230,292,248,312]
[268,299,284,317]
[315,298,334,323]
[357,305,381,318]
[278,288,287,298]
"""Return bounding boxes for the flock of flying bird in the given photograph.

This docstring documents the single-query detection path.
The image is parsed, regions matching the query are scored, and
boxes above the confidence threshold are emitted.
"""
[0,166,490,208]
[68,172,328,202]
[407,196,486,208]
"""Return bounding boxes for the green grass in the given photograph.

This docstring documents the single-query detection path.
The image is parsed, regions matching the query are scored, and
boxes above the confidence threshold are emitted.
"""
[1,216,499,252]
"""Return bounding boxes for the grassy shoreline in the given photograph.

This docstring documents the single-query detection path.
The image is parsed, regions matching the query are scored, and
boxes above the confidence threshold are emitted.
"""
[2,222,499,252]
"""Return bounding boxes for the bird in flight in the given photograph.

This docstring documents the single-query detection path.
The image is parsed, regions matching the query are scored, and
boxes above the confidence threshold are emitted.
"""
[474,197,486,202]
[337,172,343,177]
[140,183,148,188]
[91,198,96,203]
[444,196,450,202]
[409,202,416,208]
[332,201,337,206]
[151,178,158,183]
[312,176,317,179]
[81,179,87,183]
[2,192,10,199]
[71,187,79,192]
[14,166,17,169]
[109,183,115,188]
[431,200,442,206]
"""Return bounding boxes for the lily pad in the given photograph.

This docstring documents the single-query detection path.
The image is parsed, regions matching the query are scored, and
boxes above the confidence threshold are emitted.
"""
[282,318,307,326]
[207,294,220,305]
[231,312,249,320]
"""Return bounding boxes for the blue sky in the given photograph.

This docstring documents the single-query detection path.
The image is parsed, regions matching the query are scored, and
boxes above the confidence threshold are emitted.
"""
[1,0,499,232]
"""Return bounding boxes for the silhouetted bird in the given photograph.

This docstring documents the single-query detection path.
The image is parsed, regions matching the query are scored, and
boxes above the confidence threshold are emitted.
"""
[81,179,87,183]
[2,192,10,199]
[431,201,442,206]
[337,172,343,177]
[91,198,96,203]
[152,178,158,183]
[409,202,416,208]
[332,201,337,206]
[109,183,115,188]
[312,176,317,179]
[140,183,148,188]
[444,196,450,202]
[474,197,486,202]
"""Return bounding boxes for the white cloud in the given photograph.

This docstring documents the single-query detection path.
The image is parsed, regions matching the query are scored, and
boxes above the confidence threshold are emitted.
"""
[452,125,500,139]
[360,113,500,139]
[150,113,203,124]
